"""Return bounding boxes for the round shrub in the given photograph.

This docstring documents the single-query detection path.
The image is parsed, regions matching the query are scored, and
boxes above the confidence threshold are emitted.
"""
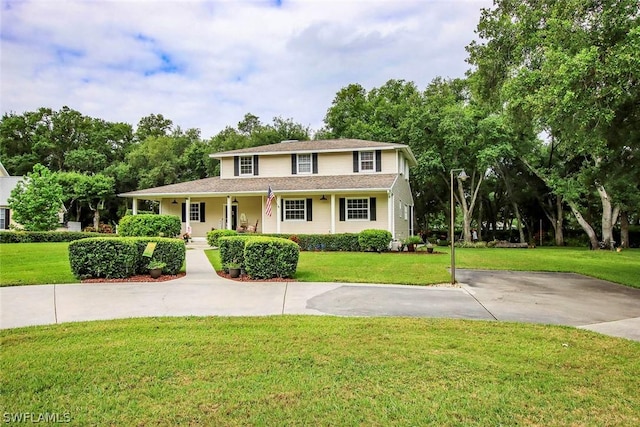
[218,235,251,271]
[118,214,181,237]
[207,229,238,247]
[358,229,392,252]
[244,237,300,279]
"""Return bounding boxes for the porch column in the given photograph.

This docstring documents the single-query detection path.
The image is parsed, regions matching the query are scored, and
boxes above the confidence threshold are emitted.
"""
[226,196,232,230]
[388,192,394,239]
[276,195,281,234]
[132,198,138,215]
[186,197,191,235]
[330,194,336,234]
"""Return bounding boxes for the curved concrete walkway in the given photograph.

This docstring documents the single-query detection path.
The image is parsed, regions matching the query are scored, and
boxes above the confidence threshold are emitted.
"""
[2,249,639,341]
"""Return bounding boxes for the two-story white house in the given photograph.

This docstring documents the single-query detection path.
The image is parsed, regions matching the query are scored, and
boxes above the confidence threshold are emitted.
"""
[119,139,417,239]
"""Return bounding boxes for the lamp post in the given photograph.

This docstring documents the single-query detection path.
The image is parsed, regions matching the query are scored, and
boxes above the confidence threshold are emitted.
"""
[450,169,468,284]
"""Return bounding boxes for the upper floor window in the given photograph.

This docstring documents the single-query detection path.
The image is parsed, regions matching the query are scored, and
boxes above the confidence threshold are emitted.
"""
[353,150,381,173]
[297,154,312,174]
[359,151,374,172]
[239,156,253,175]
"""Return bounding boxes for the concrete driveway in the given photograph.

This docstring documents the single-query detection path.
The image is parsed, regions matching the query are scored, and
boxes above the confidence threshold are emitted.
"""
[1,250,639,341]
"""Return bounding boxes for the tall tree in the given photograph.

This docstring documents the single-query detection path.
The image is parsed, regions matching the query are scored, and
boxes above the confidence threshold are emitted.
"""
[468,0,640,248]
[8,164,63,231]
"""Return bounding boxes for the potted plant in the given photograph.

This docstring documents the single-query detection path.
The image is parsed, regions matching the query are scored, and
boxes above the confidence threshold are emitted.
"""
[426,243,434,253]
[403,235,423,252]
[227,261,242,278]
[147,260,166,279]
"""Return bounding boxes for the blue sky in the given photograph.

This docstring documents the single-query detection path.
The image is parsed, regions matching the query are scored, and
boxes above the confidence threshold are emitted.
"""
[0,0,491,138]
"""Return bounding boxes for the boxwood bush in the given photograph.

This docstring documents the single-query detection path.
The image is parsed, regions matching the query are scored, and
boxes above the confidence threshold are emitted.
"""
[358,229,392,252]
[261,233,360,251]
[131,237,185,275]
[0,231,109,243]
[118,214,181,237]
[69,237,185,279]
[207,229,238,247]
[218,235,251,271]
[69,238,139,279]
[244,237,300,279]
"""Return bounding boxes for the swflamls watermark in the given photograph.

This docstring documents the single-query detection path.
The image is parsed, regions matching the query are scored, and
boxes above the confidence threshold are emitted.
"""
[3,412,71,424]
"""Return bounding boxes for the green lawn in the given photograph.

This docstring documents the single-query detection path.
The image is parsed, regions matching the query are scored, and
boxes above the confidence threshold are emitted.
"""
[0,242,78,286]
[3,243,639,288]
[2,317,638,426]
[206,246,640,288]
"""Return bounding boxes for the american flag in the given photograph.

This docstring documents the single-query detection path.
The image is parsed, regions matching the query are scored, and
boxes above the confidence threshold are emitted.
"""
[265,186,275,216]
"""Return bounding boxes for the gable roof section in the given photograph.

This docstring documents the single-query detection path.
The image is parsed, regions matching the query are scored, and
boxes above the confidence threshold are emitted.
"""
[119,174,398,198]
[210,138,418,166]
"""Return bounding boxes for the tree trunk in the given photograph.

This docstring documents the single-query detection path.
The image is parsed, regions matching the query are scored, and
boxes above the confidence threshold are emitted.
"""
[457,172,483,243]
[568,202,599,249]
[597,185,619,249]
[512,201,526,243]
[554,196,565,246]
[620,211,630,248]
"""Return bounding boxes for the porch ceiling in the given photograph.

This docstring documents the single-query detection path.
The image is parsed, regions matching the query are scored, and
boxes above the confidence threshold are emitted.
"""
[119,174,398,198]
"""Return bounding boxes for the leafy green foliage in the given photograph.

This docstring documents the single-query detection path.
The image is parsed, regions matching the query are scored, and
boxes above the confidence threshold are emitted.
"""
[69,238,138,279]
[218,236,250,271]
[118,214,181,237]
[244,237,300,279]
[7,164,63,231]
[68,237,185,279]
[358,229,392,252]
[262,233,361,251]
[0,231,110,243]
[206,229,238,247]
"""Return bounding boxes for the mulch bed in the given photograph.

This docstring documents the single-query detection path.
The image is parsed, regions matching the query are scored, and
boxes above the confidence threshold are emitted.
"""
[216,271,297,282]
[82,273,186,283]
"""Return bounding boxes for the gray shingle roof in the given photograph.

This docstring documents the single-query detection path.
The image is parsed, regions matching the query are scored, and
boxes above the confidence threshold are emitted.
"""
[211,138,416,164]
[119,174,398,198]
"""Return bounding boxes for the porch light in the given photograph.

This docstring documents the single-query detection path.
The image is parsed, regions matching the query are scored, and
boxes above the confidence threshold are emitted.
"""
[320,195,327,201]
[171,199,178,204]
[232,197,239,204]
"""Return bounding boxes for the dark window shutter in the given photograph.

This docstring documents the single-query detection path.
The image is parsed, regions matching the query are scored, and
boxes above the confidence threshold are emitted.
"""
[306,198,313,221]
[369,197,376,221]
[353,151,359,172]
[253,155,259,176]
[200,202,205,222]
[375,150,382,172]
[181,203,186,222]
[281,200,284,222]
[339,198,346,221]
[291,154,297,175]
[4,209,10,229]
[312,153,318,174]
[234,156,239,176]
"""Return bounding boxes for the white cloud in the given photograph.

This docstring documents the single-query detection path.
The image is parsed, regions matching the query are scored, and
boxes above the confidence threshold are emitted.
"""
[1,0,492,138]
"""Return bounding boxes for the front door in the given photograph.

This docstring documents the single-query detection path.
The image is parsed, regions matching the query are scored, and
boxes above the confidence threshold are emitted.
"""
[223,205,238,230]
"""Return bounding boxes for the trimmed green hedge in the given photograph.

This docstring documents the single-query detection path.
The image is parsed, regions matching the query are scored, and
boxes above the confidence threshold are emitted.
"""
[207,229,238,247]
[0,231,110,243]
[218,235,252,271]
[118,214,181,238]
[244,237,300,279]
[69,237,185,279]
[358,229,392,252]
[260,233,361,251]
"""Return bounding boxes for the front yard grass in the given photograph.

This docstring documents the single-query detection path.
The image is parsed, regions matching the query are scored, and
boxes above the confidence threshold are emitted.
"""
[2,317,638,425]
[2,243,639,288]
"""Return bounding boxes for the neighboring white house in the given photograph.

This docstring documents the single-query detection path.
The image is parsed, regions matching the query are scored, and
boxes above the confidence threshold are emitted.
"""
[0,161,23,230]
[119,139,418,239]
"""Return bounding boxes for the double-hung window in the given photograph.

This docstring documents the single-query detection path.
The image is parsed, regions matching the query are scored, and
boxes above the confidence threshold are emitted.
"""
[190,203,201,222]
[359,151,374,172]
[239,156,253,175]
[347,198,369,220]
[284,199,306,221]
[297,154,312,174]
